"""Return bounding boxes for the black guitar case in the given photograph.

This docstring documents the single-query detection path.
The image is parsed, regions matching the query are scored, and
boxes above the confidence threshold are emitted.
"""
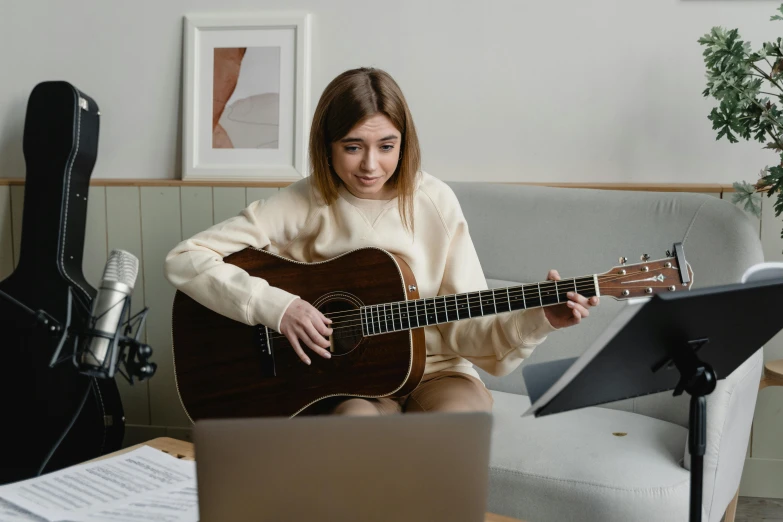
[0,81,125,483]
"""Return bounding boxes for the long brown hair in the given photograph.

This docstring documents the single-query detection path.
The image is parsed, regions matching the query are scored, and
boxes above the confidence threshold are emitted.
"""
[309,67,421,232]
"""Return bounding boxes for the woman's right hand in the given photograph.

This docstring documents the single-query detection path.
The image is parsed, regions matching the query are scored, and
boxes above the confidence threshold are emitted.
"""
[279,298,333,365]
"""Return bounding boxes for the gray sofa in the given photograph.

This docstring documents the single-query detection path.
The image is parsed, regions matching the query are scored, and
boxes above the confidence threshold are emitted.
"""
[447,182,764,522]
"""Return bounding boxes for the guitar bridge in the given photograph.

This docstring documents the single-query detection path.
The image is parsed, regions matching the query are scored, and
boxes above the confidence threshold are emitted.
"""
[256,326,276,377]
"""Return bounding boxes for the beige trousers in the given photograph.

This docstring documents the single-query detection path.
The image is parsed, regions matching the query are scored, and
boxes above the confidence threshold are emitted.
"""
[328,371,494,416]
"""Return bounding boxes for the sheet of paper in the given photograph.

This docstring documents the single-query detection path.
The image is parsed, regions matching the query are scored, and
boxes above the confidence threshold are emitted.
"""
[0,446,198,522]
[0,498,48,521]
[65,484,199,522]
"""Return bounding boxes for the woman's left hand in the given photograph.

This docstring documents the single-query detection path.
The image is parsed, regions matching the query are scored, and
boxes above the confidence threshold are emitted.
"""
[543,269,600,329]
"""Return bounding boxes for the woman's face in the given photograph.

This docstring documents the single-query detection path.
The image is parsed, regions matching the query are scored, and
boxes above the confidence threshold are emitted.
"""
[330,113,401,200]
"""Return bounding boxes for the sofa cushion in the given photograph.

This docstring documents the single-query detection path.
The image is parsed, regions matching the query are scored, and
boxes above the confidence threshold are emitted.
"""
[488,390,693,522]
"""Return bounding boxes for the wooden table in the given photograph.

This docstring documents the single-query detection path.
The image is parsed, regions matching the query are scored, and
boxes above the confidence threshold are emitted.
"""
[116,437,524,522]
[760,358,783,390]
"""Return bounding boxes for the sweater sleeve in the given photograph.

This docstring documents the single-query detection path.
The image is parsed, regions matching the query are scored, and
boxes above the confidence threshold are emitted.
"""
[434,200,558,377]
[163,181,315,332]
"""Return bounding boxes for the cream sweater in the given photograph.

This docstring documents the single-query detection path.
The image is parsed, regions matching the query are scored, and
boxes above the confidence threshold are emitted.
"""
[164,172,557,379]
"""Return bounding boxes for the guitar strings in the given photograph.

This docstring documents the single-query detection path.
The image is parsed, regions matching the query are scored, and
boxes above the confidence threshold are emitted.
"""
[265,267,678,340]
[264,267,680,341]
[320,265,675,322]
[295,265,676,324]
[306,280,595,325]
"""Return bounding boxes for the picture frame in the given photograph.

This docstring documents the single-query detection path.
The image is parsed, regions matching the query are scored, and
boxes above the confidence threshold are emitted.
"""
[182,12,311,181]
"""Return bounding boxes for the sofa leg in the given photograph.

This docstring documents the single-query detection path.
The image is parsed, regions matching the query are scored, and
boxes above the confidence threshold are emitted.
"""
[723,487,740,522]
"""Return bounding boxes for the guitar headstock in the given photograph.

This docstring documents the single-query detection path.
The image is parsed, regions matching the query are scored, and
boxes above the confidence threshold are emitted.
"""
[596,252,694,300]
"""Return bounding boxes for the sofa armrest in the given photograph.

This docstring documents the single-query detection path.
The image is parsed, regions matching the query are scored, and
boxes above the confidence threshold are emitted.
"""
[683,348,763,522]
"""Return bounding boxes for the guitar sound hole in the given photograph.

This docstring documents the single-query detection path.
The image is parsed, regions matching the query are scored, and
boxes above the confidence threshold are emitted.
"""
[319,299,363,357]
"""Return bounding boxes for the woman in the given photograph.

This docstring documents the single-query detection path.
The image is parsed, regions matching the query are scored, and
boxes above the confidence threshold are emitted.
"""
[164,67,598,416]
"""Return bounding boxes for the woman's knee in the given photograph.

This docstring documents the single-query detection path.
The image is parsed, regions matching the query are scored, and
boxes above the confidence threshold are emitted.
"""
[332,398,382,416]
[409,395,492,413]
[405,373,494,413]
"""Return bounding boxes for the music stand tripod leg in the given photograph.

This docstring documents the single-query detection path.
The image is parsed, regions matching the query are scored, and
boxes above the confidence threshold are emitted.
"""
[668,338,717,522]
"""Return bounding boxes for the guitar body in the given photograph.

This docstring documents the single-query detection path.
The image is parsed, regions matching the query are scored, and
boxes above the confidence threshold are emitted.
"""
[172,247,426,419]
[0,82,124,484]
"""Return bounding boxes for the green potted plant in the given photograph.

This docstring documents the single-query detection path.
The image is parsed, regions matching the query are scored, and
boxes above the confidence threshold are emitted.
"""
[699,4,783,241]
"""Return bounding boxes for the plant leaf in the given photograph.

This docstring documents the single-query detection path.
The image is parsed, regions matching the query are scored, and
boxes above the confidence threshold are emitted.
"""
[731,181,762,217]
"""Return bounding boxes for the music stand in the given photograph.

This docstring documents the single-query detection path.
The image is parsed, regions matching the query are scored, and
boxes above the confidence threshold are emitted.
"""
[522,277,783,522]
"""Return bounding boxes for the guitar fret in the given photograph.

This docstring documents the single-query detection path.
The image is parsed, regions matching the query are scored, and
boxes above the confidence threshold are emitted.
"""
[555,281,560,303]
[521,285,527,309]
[492,289,498,314]
[390,303,396,332]
[467,293,472,318]
[384,304,389,332]
[443,296,449,322]
[423,299,429,325]
[506,288,512,310]
[454,295,460,320]
[479,292,484,316]
[429,297,437,324]
[414,300,420,327]
[537,283,542,306]
[375,305,382,334]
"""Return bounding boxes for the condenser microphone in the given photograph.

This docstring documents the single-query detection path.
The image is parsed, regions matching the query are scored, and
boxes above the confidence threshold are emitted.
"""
[78,249,139,378]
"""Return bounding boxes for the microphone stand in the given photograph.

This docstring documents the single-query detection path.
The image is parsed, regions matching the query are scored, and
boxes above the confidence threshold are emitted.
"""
[0,286,156,383]
[0,287,69,359]
[2,285,156,477]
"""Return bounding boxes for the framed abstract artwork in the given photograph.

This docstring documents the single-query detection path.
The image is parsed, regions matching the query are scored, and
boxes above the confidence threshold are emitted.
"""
[182,13,311,180]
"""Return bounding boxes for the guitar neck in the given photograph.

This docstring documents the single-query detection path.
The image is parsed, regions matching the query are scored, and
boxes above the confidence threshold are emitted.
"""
[361,275,599,336]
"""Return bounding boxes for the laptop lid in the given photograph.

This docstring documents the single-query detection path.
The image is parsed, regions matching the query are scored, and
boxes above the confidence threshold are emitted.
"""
[194,412,493,522]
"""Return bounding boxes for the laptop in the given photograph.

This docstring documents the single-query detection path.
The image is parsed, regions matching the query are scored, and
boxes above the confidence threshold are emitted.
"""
[193,412,493,522]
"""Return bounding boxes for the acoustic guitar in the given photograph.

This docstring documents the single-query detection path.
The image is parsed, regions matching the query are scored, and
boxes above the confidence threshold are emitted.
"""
[172,245,693,420]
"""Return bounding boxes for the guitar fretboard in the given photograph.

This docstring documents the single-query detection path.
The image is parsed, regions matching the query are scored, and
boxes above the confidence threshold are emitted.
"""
[361,276,599,336]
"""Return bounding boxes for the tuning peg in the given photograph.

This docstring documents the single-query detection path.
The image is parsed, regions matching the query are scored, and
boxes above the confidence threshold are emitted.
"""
[619,256,628,265]
[641,254,650,262]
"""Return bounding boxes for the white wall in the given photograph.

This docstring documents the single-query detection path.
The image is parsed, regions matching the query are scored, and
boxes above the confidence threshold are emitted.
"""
[0,0,780,182]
